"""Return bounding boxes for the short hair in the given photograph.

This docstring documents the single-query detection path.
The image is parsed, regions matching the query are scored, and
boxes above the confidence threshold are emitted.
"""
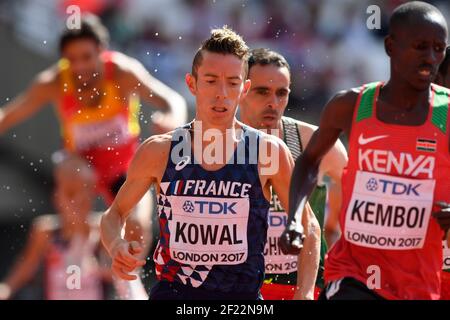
[59,14,110,52]
[389,1,447,36]
[247,48,290,76]
[191,26,249,78]
[438,46,450,78]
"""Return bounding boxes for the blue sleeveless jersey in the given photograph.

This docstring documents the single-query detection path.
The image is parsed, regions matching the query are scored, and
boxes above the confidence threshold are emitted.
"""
[153,123,270,294]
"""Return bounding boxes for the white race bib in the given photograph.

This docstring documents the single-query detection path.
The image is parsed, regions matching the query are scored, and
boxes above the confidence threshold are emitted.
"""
[264,210,297,274]
[443,240,450,270]
[168,196,249,265]
[72,114,130,150]
[345,171,435,250]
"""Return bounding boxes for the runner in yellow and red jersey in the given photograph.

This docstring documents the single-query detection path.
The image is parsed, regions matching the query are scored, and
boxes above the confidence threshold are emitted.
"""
[0,14,187,298]
[280,1,450,300]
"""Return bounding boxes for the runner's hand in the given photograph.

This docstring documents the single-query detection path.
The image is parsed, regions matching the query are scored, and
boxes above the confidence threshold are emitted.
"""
[110,240,146,281]
[278,218,305,255]
[432,201,450,238]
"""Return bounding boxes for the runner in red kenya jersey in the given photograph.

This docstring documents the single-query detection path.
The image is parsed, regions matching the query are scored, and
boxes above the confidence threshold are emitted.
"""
[279,1,450,300]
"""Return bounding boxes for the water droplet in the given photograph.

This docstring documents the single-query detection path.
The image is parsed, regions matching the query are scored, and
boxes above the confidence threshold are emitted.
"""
[43,40,47,44]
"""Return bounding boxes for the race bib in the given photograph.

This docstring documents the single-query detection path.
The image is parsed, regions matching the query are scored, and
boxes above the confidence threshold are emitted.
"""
[443,240,450,270]
[345,171,435,250]
[264,210,297,274]
[72,114,130,150]
[168,196,249,265]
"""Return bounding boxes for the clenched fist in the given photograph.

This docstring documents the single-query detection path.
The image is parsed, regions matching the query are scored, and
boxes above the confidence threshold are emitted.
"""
[110,240,146,281]
[278,219,305,255]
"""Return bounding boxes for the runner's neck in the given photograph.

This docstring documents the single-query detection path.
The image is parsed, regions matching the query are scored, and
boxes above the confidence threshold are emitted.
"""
[61,220,91,240]
[381,80,430,111]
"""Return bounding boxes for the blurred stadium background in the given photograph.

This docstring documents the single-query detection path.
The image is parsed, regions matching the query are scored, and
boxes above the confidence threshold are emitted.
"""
[0,0,448,298]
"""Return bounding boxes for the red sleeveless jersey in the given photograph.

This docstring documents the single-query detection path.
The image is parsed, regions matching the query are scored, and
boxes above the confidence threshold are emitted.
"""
[56,51,140,198]
[324,82,450,300]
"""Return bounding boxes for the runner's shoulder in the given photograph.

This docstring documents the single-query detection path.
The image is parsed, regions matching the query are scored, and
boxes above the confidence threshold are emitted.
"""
[432,83,450,95]
[321,86,364,127]
[138,131,177,160]
[290,118,318,137]
[107,51,144,75]
[240,121,282,145]
[254,126,290,158]
[326,87,361,112]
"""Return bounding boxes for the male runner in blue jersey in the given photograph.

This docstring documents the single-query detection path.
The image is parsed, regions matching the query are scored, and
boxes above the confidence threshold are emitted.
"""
[100,26,320,300]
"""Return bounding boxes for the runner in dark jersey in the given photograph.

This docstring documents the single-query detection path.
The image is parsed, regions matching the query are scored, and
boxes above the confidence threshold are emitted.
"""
[281,1,450,300]
[100,26,320,300]
[240,48,347,300]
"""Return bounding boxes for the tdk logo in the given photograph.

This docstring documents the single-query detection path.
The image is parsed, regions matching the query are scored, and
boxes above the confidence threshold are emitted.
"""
[366,178,378,191]
[366,178,421,196]
[182,200,237,214]
[182,200,195,213]
[269,215,288,227]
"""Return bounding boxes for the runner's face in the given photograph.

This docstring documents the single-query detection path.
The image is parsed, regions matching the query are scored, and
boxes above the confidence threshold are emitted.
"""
[240,64,290,129]
[187,51,250,127]
[389,19,447,90]
[54,174,94,223]
[61,39,102,85]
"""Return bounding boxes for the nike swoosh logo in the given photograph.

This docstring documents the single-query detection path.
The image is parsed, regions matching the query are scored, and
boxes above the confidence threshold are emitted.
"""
[358,134,389,145]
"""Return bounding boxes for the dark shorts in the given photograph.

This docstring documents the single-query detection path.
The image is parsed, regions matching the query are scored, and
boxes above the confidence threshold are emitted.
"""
[319,277,385,300]
[150,281,262,300]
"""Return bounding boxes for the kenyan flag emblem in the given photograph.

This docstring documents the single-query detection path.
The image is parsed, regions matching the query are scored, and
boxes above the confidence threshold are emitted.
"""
[416,138,437,152]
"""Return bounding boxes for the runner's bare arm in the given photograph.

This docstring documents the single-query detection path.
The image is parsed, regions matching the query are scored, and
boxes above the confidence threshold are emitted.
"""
[280,90,358,254]
[118,55,187,132]
[260,135,321,300]
[298,122,348,247]
[0,219,50,299]
[0,69,56,134]
[100,134,170,280]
